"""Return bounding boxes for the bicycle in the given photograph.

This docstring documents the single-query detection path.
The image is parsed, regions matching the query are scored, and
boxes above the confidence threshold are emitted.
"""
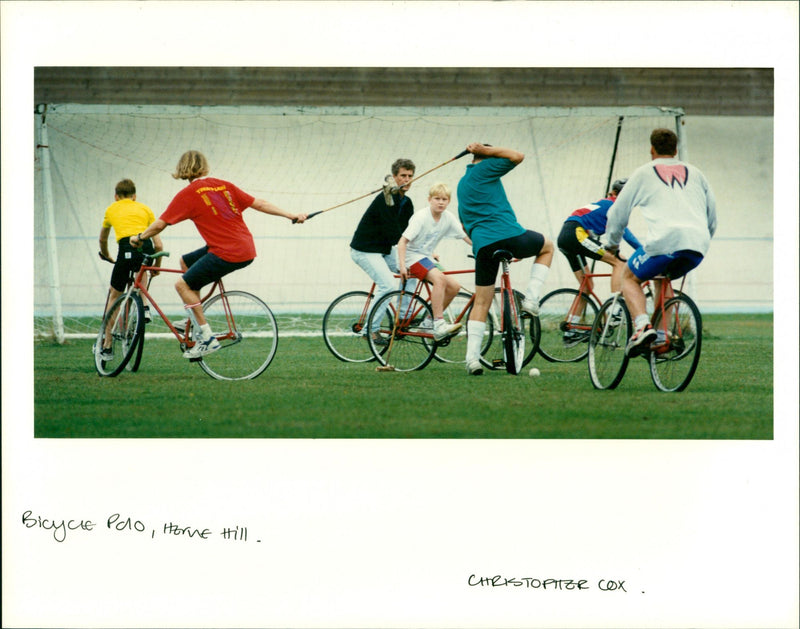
[367,249,537,374]
[322,268,480,365]
[93,250,279,380]
[538,266,608,363]
[587,274,702,392]
[363,275,494,372]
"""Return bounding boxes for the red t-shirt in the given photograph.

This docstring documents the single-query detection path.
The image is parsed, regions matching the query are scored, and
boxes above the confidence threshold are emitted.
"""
[161,177,257,263]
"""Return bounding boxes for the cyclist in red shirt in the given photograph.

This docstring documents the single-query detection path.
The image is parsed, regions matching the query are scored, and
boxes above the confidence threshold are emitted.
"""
[131,150,307,359]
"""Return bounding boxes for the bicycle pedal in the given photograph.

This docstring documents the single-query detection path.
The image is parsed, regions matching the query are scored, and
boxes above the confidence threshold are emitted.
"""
[492,359,505,368]
[188,356,203,363]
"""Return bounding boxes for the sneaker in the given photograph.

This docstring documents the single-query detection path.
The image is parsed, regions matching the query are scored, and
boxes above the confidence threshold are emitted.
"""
[371,333,389,347]
[466,358,484,376]
[99,347,114,361]
[626,324,657,357]
[433,319,463,342]
[521,297,539,316]
[609,310,623,328]
[562,330,583,346]
[171,319,189,335]
[143,305,152,323]
[183,335,221,360]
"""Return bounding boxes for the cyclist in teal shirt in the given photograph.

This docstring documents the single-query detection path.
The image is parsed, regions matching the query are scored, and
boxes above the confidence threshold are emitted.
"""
[457,143,554,375]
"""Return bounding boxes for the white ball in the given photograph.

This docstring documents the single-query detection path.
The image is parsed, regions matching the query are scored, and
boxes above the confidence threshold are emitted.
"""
[528,367,541,377]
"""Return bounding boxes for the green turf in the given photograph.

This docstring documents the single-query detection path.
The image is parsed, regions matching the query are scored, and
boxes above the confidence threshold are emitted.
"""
[33,314,773,439]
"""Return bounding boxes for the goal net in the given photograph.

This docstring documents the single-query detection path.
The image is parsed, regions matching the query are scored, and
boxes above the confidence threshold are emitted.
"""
[34,104,684,341]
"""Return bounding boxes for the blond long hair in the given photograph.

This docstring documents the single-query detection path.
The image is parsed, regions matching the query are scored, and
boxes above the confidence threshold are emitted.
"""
[172,150,210,181]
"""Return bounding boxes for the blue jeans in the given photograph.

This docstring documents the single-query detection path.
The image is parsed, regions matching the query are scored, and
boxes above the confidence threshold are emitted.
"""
[350,247,415,332]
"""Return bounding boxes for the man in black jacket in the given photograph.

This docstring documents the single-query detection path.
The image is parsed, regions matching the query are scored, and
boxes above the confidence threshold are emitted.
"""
[349,158,416,343]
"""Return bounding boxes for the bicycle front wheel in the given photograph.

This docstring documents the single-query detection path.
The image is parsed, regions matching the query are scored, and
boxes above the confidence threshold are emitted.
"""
[649,295,702,392]
[502,287,526,375]
[587,298,631,390]
[198,291,278,380]
[433,291,484,364]
[94,292,144,377]
[484,289,534,370]
[538,288,598,363]
[322,290,375,363]
[368,291,436,372]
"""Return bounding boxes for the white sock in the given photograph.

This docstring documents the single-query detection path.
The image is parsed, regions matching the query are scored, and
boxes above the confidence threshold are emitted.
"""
[466,320,486,362]
[634,314,649,330]
[526,263,550,302]
[198,323,212,340]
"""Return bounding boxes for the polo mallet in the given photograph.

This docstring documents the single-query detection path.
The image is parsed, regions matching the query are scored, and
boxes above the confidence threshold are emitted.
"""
[294,148,471,223]
[375,281,407,372]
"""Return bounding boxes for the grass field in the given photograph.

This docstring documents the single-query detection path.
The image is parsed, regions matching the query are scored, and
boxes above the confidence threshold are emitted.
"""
[33,313,773,439]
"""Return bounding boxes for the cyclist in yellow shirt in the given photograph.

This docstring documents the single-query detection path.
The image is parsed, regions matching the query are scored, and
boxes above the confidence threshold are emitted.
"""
[98,179,163,320]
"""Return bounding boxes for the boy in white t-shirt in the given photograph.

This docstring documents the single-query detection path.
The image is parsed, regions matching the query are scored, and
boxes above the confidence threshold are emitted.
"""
[397,183,472,342]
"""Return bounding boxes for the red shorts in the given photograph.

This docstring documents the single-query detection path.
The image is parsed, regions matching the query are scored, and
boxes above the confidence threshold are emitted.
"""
[409,257,436,279]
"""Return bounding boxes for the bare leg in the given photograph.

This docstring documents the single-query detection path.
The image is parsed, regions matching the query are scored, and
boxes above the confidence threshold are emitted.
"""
[175,277,207,326]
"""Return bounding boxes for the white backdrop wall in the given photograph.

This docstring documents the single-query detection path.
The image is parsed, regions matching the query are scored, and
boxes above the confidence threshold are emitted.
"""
[33,105,772,336]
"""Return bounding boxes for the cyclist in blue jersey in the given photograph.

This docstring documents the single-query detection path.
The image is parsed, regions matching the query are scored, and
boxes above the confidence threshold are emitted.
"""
[457,143,554,375]
[556,178,642,296]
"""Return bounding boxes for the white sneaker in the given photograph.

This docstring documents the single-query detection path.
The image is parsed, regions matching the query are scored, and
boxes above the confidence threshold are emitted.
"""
[466,358,484,375]
[433,319,463,342]
[143,305,152,323]
[183,335,221,359]
[521,297,539,316]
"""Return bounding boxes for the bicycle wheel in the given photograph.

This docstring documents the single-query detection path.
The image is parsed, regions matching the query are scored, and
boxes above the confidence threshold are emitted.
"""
[94,292,144,377]
[368,291,436,372]
[484,289,533,370]
[126,329,145,372]
[538,288,598,363]
[433,291,485,364]
[587,298,631,390]
[322,290,375,363]
[502,286,526,375]
[198,290,278,380]
[649,295,702,392]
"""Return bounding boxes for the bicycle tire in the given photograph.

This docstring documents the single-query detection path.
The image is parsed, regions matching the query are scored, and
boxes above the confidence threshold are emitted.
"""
[94,292,144,377]
[502,286,525,375]
[484,289,533,370]
[126,329,145,372]
[587,298,631,390]
[367,290,436,372]
[198,290,278,380]
[322,290,375,363]
[649,295,702,392]
[432,291,487,364]
[538,288,598,363]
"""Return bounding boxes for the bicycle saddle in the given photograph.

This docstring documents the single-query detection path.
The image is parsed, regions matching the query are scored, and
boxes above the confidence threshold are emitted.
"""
[492,249,513,262]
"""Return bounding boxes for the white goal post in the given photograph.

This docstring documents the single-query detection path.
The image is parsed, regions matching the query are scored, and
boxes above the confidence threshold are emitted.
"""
[34,104,685,342]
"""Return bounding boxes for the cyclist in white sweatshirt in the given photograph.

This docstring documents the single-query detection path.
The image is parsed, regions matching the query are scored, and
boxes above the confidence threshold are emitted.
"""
[604,128,717,356]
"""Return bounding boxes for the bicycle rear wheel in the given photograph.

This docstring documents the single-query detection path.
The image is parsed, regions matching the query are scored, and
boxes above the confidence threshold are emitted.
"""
[649,295,702,392]
[368,291,436,372]
[538,288,598,363]
[502,287,526,375]
[322,290,375,363]
[198,290,278,380]
[94,292,144,377]
[587,298,631,390]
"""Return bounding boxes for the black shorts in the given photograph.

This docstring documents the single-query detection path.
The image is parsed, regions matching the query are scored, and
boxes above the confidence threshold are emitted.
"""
[109,237,154,292]
[557,220,607,273]
[181,246,253,291]
[475,230,546,286]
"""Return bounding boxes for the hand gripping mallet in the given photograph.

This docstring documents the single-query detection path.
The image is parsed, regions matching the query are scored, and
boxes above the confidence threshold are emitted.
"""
[294,148,471,223]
